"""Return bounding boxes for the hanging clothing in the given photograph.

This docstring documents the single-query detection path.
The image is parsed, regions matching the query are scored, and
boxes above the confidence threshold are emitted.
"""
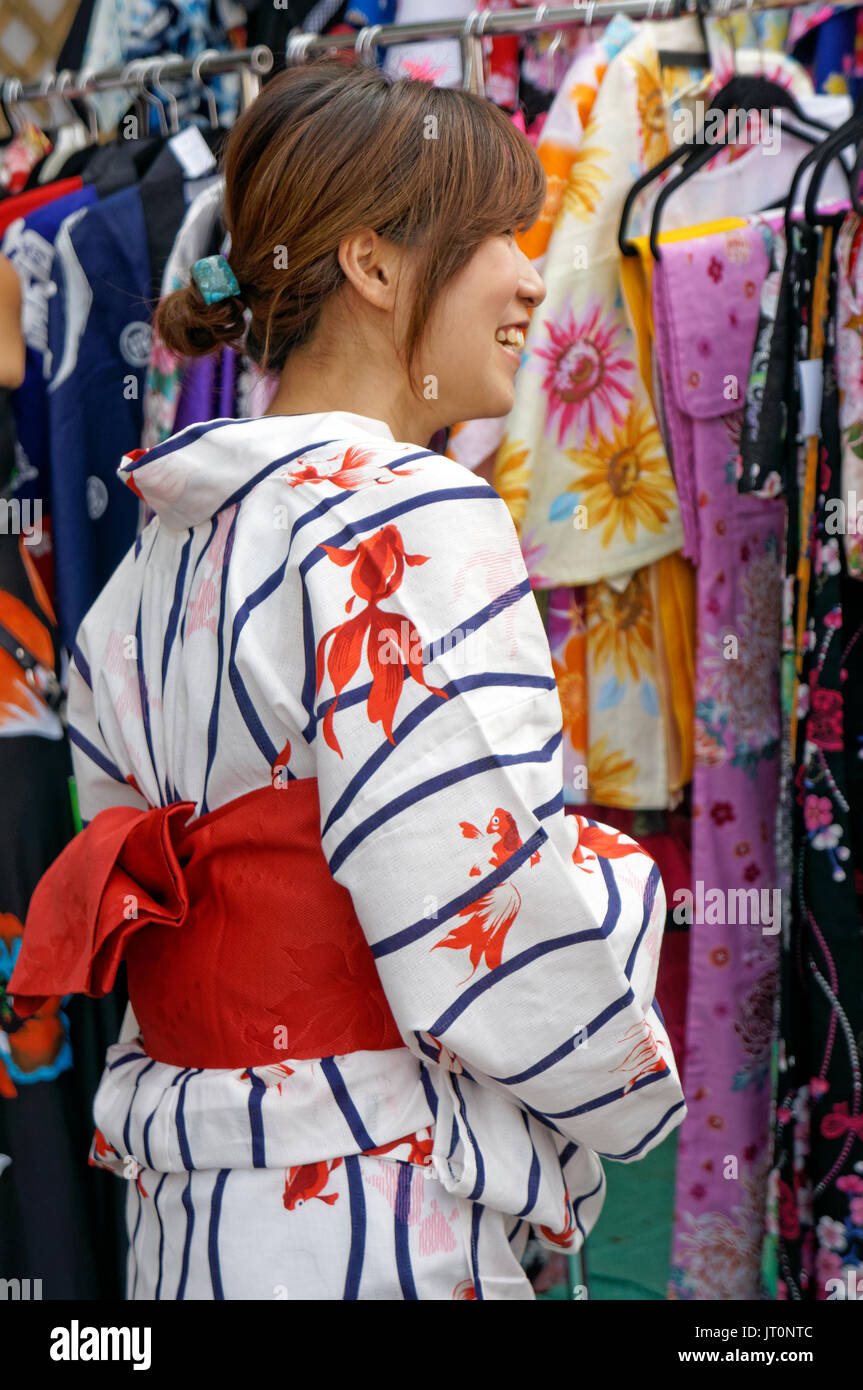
[10,410,686,1299]
[46,127,220,648]
[835,213,863,578]
[1,184,99,605]
[483,17,698,813]
[650,220,785,1300]
[789,3,863,100]
[0,385,126,1297]
[741,219,863,1302]
[446,14,637,479]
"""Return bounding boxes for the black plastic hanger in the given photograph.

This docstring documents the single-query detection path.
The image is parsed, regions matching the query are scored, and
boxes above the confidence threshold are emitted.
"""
[649,106,833,260]
[798,93,863,229]
[620,74,836,257]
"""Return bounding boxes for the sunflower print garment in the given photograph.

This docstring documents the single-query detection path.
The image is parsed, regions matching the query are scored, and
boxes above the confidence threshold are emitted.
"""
[446,15,637,481]
[484,16,713,810]
[489,15,729,589]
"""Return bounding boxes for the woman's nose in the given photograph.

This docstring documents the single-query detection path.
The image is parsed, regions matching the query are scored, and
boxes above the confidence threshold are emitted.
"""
[517,249,546,308]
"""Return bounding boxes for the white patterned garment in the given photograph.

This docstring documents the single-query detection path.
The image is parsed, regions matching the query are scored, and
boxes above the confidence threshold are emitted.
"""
[69,411,686,1299]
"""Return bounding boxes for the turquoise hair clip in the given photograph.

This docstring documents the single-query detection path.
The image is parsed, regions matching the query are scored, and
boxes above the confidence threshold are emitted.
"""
[190,254,241,305]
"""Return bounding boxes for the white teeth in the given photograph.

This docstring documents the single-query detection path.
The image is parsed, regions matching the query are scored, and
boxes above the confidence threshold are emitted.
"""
[496,327,525,349]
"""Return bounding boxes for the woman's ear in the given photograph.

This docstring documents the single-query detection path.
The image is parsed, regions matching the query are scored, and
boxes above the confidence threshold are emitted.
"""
[337,229,408,312]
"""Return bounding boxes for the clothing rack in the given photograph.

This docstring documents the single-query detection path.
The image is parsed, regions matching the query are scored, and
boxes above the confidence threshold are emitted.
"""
[293,0,853,94]
[292,0,832,57]
[5,45,273,110]
[2,0,857,116]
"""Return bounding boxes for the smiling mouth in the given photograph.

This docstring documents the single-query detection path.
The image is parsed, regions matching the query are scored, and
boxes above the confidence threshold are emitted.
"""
[496,326,526,356]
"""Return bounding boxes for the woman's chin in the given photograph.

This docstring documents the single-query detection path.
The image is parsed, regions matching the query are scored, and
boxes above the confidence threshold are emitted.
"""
[459,381,516,422]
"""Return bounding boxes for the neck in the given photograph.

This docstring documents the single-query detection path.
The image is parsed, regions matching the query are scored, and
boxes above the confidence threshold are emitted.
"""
[264,341,441,448]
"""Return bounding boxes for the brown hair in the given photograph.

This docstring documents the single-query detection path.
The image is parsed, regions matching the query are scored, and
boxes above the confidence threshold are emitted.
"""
[155,59,545,389]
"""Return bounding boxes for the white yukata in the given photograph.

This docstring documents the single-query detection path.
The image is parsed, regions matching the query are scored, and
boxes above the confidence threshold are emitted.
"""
[67,410,686,1300]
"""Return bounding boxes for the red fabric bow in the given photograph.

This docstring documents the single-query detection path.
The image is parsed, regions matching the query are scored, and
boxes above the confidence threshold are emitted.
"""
[9,781,403,1069]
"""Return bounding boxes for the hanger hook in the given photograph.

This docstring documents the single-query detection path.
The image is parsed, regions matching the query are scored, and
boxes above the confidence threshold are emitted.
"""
[79,78,100,141]
[461,11,488,96]
[355,25,382,66]
[286,31,318,66]
[192,48,221,126]
[36,70,57,130]
[235,49,269,112]
[2,78,24,134]
[149,57,180,134]
[54,69,88,133]
[126,58,169,137]
[137,60,168,137]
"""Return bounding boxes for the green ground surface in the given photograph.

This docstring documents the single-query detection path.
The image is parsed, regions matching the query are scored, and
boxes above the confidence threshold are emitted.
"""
[537,1129,678,1301]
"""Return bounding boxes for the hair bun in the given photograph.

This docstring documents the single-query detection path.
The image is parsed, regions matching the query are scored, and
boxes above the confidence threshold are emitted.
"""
[155,281,246,359]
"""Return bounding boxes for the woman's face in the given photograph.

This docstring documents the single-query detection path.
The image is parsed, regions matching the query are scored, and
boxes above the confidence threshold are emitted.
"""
[418,234,546,428]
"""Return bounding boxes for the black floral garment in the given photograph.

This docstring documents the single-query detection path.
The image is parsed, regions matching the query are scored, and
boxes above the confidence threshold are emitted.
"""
[740,219,863,1302]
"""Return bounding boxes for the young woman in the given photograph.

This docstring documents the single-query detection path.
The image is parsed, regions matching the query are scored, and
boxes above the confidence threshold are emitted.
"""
[10,62,685,1301]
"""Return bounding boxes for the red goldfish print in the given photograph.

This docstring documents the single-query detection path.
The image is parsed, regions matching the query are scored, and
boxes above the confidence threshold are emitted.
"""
[538,1190,577,1248]
[283,1158,342,1210]
[242,1062,295,1094]
[89,1127,147,1194]
[422,1034,464,1073]
[460,809,542,872]
[572,817,642,871]
[90,1128,120,1165]
[284,445,417,490]
[315,524,448,756]
[364,1128,433,1166]
[452,1279,478,1299]
[432,810,539,979]
[120,449,148,501]
[609,1019,668,1094]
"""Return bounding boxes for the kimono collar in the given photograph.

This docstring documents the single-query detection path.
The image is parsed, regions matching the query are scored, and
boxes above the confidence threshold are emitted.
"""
[117,411,397,529]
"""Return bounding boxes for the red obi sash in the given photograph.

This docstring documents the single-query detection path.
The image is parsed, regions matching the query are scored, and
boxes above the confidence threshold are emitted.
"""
[8,780,403,1069]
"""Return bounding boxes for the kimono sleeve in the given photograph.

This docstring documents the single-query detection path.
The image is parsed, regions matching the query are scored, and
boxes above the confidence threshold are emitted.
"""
[305,463,686,1162]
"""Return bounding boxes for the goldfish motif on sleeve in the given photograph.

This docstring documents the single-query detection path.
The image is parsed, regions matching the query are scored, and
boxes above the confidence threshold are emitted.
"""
[432,810,540,979]
[609,1018,669,1093]
[571,816,645,871]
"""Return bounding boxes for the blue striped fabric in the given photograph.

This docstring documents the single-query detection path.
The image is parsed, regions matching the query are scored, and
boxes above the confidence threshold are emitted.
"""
[70,413,685,1299]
